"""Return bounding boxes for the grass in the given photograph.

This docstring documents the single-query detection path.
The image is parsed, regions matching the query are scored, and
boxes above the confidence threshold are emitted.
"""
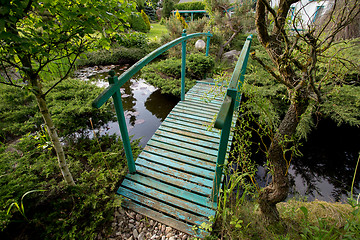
[146,23,168,42]
[210,199,359,239]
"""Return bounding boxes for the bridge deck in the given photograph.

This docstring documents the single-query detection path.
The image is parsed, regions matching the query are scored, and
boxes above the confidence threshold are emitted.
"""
[117,81,235,238]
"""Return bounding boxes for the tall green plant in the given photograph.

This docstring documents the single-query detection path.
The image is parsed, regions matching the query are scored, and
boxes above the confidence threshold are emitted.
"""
[0,0,134,185]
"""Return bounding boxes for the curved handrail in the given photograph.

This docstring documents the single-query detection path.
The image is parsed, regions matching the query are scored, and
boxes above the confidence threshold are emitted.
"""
[92,31,212,109]
[214,35,252,129]
[211,35,252,202]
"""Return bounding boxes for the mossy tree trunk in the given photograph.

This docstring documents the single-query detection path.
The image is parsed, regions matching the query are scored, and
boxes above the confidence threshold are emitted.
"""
[20,55,76,186]
[32,80,76,186]
[254,0,359,223]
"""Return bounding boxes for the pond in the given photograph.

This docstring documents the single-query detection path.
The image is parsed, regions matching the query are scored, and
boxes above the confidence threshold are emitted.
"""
[255,119,360,202]
[75,65,178,147]
[76,65,360,202]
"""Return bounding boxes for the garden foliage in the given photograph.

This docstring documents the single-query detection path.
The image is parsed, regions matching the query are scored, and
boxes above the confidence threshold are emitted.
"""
[0,79,115,142]
[77,47,147,67]
[0,134,140,239]
[129,13,150,33]
[141,53,214,97]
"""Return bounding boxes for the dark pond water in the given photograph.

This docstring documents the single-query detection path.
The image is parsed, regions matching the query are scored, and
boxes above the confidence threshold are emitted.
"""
[255,119,360,202]
[76,65,360,202]
[75,65,178,147]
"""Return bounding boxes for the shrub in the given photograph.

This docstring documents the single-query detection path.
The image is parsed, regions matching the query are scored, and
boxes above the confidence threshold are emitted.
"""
[175,2,205,10]
[141,53,214,97]
[162,0,175,18]
[77,47,147,67]
[112,32,148,49]
[0,79,115,142]
[187,53,215,79]
[175,10,188,29]
[141,10,151,31]
[0,134,141,239]
[129,13,149,33]
[144,6,156,21]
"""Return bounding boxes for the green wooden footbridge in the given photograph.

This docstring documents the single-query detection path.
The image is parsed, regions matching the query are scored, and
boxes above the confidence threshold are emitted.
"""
[93,31,252,238]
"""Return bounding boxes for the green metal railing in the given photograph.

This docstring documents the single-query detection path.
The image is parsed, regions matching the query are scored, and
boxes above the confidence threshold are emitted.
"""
[92,30,212,174]
[211,35,253,202]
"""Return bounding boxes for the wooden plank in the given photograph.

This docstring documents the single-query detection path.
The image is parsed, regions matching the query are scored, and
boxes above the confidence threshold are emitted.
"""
[177,101,219,114]
[135,165,211,195]
[121,198,208,238]
[165,116,218,132]
[185,97,221,110]
[119,187,207,225]
[185,94,223,105]
[125,174,214,208]
[167,113,213,127]
[169,111,214,125]
[161,120,220,138]
[145,142,217,164]
[155,129,219,149]
[134,157,213,188]
[171,109,215,123]
[121,179,216,216]
[174,105,217,119]
[159,125,220,143]
[142,145,216,170]
[151,135,219,156]
[138,150,214,179]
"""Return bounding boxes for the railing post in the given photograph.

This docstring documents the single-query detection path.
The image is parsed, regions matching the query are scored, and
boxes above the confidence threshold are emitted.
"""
[181,29,187,101]
[108,70,136,174]
[206,31,211,57]
[234,35,252,111]
[211,93,235,202]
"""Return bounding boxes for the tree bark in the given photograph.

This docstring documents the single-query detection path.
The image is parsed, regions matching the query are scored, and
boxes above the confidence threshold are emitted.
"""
[258,89,309,223]
[30,74,76,186]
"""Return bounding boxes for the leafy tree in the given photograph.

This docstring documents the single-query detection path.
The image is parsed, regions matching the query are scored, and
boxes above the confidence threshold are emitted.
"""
[253,0,360,223]
[205,0,255,60]
[0,0,135,185]
[162,0,176,18]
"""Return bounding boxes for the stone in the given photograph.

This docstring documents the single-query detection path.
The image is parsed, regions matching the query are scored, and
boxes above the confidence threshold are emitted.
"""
[136,214,143,221]
[150,220,154,226]
[169,237,176,240]
[161,236,166,240]
[133,229,139,239]
[129,224,135,229]
[129,219,135,223]
[151,235,158,240]
[166,233,172,238]
[165,227,172,234]
[182,235,188,240]
[127,236,133,240]
[161,225,166,233]
[114,211,121,218]
[138,232,145,240]
[222,50,241,64]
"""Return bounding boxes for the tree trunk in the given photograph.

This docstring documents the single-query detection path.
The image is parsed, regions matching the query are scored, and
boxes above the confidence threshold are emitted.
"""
[32,78,76,186]
[258,92,308,223]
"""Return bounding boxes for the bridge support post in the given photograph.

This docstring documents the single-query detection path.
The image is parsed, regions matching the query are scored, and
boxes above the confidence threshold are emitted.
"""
[206,31,211,57]
[181,29,187,101]
[108,70,136,174]
[211,93,235,202]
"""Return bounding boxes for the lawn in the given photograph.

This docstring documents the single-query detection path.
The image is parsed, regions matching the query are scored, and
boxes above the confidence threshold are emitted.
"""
[146,23,168,41]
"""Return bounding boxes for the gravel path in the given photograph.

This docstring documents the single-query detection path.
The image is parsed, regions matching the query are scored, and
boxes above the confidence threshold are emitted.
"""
[103,207,192,240]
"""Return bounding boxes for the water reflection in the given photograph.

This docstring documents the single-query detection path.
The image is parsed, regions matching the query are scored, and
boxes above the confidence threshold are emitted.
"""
[76,65,178,147]
[255,119,360,202]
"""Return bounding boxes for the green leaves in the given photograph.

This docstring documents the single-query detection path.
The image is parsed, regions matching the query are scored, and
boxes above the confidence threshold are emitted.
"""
[0,0,135,84]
